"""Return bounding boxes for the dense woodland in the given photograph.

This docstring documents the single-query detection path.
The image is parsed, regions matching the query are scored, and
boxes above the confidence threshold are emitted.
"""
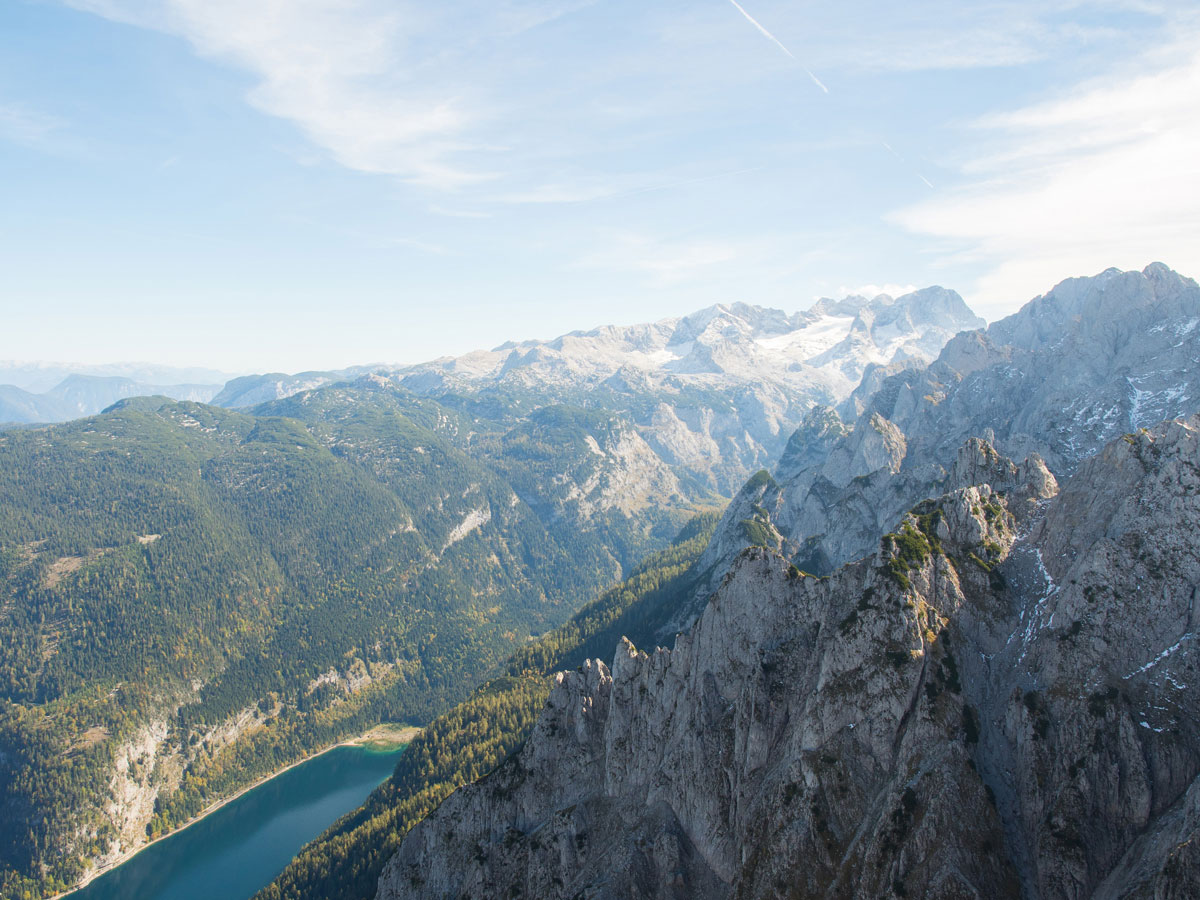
[0,385,718,899]
[255,512,719,900]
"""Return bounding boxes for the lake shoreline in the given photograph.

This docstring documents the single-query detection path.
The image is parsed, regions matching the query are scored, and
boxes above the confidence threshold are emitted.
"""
[51,723,420,900]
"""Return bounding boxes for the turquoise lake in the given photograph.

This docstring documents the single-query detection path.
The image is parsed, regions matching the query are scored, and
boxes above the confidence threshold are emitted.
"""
[68,744,405,900]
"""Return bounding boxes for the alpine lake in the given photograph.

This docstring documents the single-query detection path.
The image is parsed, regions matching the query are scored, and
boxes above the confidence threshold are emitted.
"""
[66,730,413,900]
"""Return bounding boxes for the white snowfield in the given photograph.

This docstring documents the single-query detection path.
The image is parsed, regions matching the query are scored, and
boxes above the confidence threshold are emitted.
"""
[395,289,984,398]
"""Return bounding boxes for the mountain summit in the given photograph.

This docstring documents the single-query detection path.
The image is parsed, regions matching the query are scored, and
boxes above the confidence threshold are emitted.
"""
[372,264,1200,900]
[395,287,983,396]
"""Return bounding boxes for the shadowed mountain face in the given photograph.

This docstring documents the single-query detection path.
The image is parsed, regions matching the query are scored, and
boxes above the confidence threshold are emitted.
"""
[0,286,982,899]
[375,266,1200,900]
[381,420,1200,900]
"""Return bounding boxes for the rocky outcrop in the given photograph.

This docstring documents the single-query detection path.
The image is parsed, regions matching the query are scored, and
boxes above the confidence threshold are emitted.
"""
[869,264,1200,475]
[688,264,1200,609]
[377,417,1200,900]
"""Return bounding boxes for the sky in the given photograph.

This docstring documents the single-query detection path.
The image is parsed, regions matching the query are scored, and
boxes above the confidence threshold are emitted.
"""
[1,0,1198,373]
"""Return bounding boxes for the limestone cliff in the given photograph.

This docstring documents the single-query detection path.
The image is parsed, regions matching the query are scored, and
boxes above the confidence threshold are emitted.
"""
[689,263,1200,620]
[377,417,1200,899]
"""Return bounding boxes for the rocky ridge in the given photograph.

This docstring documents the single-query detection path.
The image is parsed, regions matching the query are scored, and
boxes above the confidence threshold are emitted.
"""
[691,264,1200,611]
[378,416,1200,900]
[387,290,981,493]
[213,289,981,495]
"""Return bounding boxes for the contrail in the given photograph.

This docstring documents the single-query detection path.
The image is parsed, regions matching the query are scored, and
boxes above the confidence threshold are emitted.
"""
[726,0,828,93]
[884,141,937,191]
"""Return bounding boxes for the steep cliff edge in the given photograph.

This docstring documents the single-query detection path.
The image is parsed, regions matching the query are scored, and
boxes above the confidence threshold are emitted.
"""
[377,417,1200,899]
[679,264,1200,639]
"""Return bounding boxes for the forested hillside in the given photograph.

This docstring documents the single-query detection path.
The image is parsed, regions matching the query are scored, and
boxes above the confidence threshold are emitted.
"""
[0,388,717,899]
[255,512,720,900]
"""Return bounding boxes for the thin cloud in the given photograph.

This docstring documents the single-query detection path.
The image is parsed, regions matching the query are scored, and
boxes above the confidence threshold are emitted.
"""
[429,205,493,219]
[577,231,749,284]
[0,103,67,149]
[498,166,763,206]
[838,283,918,299]
[385,236,449,254]
[893,30,1200,318]
[724,0,828,93]
[67,0,488,189]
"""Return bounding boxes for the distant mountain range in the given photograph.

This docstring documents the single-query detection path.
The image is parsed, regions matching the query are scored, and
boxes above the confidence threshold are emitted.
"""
[391,287,981,394]
[0,362,234,395]
[372,262,1200,900]
[209,288,981,494]
[0,361,240,424]
[2,288,981,439]
[0,375,223,424]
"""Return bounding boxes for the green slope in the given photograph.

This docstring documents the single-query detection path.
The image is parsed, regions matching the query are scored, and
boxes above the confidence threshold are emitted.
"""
[255,511,720,900]
[0,388,712,899]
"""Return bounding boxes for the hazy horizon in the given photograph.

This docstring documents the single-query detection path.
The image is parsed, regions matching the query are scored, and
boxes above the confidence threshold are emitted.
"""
[3,1,1198,372]
[3,261,1188,379]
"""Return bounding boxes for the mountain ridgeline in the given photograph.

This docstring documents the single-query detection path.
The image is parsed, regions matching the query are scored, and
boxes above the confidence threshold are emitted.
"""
[354,264,1200,900]
[8,266,1198,900]
[0,285,982,899]
[0,391,705,898]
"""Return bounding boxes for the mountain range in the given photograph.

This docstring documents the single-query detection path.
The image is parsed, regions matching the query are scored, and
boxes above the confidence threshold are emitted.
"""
[290,263,1200,900]
[0,281,981,899]
[5,264,1199,900]
[3,289,981,496]
[0,376,223,425]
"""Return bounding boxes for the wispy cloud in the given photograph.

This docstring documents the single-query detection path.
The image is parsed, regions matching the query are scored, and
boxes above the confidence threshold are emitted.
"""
[0,102,67,149]
[893,28,1200,317]
[576,231,748,283]
[838,282,918,299]
[429,205,493,219]
[67,0,492,188]
[495,166,762,206]
[724,0,828,92]
[573,229,822,287]
[384,236,449,254]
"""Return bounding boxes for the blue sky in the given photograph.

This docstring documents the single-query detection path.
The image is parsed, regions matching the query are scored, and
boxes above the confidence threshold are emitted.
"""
[2,0,1198,372]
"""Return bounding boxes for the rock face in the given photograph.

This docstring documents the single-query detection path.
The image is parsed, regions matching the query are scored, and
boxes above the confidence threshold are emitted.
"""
[376,417,1200,900]
[863,263,1200,474]
[689,264,1200,605]
[385,290,982,493]
[207,290,980,495]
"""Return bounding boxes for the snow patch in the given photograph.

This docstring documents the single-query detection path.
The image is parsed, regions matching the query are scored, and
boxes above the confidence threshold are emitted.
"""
[1122,633,1194,680]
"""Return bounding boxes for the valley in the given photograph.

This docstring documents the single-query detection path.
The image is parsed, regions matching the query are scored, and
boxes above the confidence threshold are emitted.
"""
[0,288,976,898]
[4,266,1199,899]
[6,4,1196,896]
